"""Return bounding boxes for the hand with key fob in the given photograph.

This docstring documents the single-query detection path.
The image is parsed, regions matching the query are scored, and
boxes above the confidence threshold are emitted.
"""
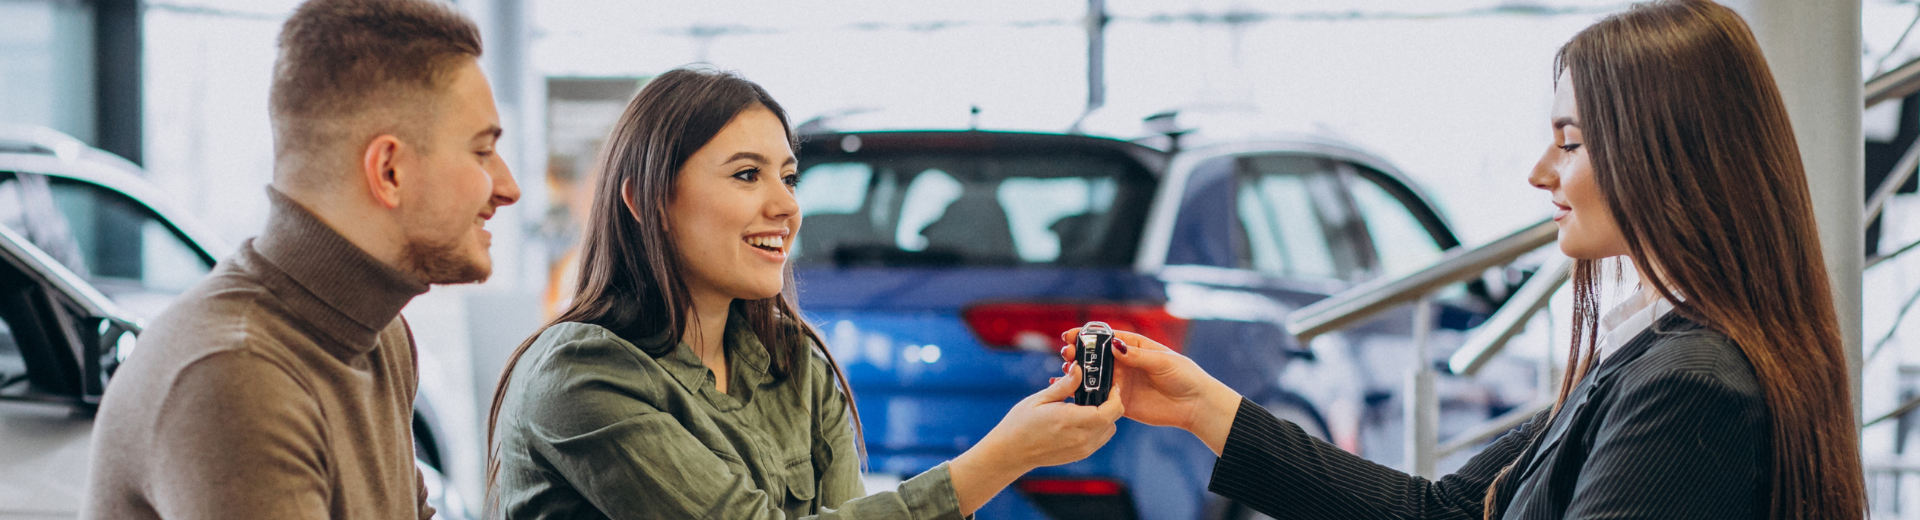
[948,363,1126,512]
[1058,327,1245,456]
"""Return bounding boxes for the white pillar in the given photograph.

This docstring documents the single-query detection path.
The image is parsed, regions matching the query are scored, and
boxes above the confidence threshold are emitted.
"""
[1405,297,1437,479]
[449,0,549,509]
[1719,0,1864,419]
[462,0,548,291]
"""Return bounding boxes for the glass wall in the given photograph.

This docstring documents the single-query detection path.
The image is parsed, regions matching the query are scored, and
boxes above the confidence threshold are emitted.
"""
[0,0,95,144]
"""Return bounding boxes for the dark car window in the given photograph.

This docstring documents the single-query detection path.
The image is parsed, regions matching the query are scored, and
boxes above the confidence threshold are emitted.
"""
[792,153,1154,267]
[0,172,212,304]
[0,251,85,401]
[0,310,24,400]
[1347,169,1445,279]
[1231,155,1368,281]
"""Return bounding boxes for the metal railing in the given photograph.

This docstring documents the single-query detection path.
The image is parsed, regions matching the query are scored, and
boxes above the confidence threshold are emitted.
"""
[1450,255,1571,377]
[1869,55,1920,228]
[1862,58,1920,517]
[1863,54,1920,419]
[1868,56,1920,109]
[1288,221,1557,343]
[1285,220,1563,477]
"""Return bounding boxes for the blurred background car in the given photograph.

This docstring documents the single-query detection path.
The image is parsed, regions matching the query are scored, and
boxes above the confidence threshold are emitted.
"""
[787,124,1536,520]
[0,128,473,520]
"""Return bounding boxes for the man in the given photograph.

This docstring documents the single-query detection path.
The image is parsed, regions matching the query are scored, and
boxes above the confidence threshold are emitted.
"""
[82,0,518,518]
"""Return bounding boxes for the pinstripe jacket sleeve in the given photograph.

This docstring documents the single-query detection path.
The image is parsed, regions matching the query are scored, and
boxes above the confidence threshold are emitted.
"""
[1208,315,1770,520]
[1209,399,1547,520]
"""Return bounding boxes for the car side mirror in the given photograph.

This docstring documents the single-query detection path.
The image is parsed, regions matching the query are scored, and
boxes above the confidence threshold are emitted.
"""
[85,318,140,405]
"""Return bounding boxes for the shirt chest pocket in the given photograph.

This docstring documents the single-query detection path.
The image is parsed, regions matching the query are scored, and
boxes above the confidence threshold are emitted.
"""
[781,456,818,504]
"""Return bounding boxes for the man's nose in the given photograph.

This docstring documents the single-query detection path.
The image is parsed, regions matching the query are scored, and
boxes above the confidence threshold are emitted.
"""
[492,162,522,207]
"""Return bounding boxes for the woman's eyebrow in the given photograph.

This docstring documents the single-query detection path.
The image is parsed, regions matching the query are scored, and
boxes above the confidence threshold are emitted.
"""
[1553,117,1579,130]
[723,151,797,167]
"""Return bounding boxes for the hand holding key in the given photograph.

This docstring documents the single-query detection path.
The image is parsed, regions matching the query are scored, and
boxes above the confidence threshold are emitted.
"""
[1058,326,1244,455]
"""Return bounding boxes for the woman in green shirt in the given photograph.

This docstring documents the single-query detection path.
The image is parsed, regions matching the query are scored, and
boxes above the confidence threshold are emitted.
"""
[484,67,1125,520]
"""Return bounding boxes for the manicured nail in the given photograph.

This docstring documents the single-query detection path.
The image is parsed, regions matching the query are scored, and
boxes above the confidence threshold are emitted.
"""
[1049,377,1059,385]
[1061,361,1071,374]
[1114,339,1129,355]
[1060,345,1071,359]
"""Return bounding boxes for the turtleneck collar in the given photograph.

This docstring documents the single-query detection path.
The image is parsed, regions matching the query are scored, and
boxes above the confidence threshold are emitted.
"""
[252,188,428,356]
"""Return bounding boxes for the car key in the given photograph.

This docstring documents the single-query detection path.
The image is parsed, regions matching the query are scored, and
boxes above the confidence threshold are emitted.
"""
[1074,321,1115,406]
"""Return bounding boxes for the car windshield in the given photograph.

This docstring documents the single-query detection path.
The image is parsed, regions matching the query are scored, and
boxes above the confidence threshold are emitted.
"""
[792,152,1154,267]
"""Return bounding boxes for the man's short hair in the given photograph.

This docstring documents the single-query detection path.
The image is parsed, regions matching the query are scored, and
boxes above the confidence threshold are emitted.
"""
[270,0,482,183]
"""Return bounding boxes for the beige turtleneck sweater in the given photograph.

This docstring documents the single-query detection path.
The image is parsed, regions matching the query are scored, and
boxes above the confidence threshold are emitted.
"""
[82,189,434,519]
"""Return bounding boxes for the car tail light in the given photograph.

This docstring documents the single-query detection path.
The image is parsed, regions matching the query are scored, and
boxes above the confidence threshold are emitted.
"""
[961,302,1187,353]
[1016,478,1123,496]
[1015,477,1139,520]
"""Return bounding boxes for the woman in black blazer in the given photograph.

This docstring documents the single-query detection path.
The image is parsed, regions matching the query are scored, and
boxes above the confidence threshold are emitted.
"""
[1060,1,1864,519]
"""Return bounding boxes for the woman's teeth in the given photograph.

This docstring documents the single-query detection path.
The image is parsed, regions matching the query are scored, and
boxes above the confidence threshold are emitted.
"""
[747,236,785,251]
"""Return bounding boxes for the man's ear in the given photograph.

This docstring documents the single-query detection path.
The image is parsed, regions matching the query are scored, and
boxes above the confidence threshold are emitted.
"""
[360,134,405,209]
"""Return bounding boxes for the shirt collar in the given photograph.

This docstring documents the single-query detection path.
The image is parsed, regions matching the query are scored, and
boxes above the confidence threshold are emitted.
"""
[1597,287,1675,362]
[252,188,428,354]
[648,310,775,407]
[727,311,773,376]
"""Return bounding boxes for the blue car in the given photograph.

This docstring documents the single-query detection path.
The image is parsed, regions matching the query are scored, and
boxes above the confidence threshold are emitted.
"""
[791,130,1505,520]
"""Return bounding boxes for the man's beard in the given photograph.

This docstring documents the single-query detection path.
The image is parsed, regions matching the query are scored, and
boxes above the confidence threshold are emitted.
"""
[401,235,490,285]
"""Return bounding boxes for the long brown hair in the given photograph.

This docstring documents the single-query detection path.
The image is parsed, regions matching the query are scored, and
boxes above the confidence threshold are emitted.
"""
[483,67,861,508]
[1483,2,1864,519]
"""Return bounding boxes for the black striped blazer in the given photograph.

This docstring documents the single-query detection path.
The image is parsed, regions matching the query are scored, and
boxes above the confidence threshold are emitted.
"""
[1210,314,1769,519]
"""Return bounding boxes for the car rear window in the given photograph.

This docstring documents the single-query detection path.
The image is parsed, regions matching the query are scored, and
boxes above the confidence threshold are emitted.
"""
[792,152,1155,267]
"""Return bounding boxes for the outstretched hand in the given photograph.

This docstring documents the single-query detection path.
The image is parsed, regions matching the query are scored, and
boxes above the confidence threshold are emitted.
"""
[948,364,1125,515]
[1058,328,1243,455]
[976,363,1125,469]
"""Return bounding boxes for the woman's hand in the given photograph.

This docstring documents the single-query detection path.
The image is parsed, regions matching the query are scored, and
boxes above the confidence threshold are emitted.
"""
[948,365,1124,514]
[1058,328,1243,455]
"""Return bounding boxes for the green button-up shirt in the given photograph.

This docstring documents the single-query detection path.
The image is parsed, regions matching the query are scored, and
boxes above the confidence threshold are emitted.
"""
[493,313,964,520]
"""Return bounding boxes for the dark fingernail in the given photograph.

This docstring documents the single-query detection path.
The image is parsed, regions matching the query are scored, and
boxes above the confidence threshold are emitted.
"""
[1060,345,1071,358]
[1061,361,1071,374]
[1114,339,1130,355]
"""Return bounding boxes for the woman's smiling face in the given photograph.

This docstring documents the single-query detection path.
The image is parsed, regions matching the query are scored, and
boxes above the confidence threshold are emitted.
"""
[1531,70,1630,260]
[664,104,801,303]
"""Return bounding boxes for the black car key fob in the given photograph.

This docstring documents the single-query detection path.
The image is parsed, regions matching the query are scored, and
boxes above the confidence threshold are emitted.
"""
[1073,321,1115,406]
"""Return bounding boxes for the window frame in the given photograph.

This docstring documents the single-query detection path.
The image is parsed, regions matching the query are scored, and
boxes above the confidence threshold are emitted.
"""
[1336,161,1502,307]
[1226,153,1372,283]
[0,224,138,410]
[0,171,218,293]
[1340,164,1461,254]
